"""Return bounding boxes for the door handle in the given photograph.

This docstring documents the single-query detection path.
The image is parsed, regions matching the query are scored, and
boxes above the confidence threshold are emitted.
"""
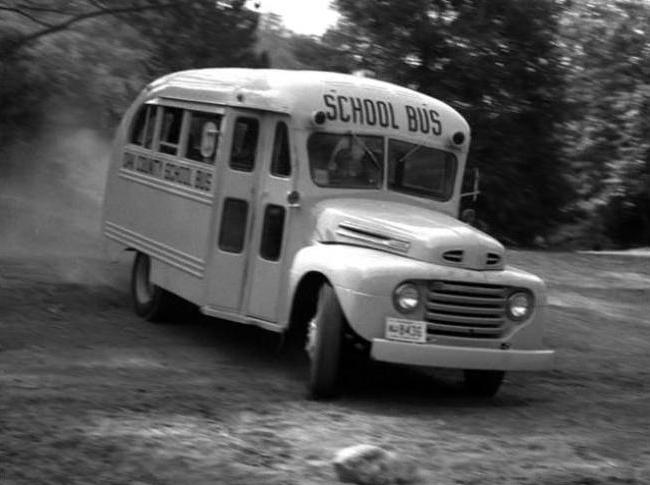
[287,190,301,207]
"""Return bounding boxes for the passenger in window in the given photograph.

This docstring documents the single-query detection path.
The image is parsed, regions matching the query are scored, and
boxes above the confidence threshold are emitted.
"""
[187,116,219,163]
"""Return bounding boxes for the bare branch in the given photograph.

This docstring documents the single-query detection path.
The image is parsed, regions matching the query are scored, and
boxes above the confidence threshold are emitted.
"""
[0,6,55,27]
[10,1,79,15]
[1,1,179,59]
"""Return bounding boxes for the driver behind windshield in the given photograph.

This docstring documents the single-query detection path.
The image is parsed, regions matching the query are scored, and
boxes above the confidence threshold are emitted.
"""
[327,137,378,187]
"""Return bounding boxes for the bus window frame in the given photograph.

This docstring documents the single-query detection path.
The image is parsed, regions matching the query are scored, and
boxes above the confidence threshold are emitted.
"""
[387,137,458,202]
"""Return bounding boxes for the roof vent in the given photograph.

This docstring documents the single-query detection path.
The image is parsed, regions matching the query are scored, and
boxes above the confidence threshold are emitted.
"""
[486,253,501,266]
[442,250,464,263]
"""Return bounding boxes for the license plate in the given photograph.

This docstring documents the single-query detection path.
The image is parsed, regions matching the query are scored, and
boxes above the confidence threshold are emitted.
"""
[385,318,427,343]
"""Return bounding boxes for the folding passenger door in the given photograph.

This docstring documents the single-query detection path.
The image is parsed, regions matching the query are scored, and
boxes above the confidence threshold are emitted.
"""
[244,115,294,323]
[204,109,265,312]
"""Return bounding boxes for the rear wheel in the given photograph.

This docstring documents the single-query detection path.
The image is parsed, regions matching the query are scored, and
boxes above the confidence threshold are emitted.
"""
[463,370,505,397]
[305,284,344,399]
[131,252,176,322]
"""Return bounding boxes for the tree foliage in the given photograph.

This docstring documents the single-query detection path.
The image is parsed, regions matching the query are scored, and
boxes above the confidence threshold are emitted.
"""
[320,0,572,244]
[0,0,176,60]
[0,0,264,138]
[131,0,266,77]
[0,0,648,247]
[560,0,650,245]
[281,0,649,247]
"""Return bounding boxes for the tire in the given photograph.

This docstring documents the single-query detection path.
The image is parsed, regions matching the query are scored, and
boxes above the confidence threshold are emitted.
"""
[463,370,505,397]
[305,284,344,399]
[130,252,176,322]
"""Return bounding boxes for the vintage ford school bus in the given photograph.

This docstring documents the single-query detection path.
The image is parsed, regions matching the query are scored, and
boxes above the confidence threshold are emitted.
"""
[103,69,554,398]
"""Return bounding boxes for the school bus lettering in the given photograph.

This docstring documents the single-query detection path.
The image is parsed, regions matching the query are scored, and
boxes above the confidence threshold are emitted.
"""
[123,152,135,170]
[405,105,442,136]
[322,94,400,129]
[121,152,212,192]
[322,94,442,135]
[350,96,363,124]
[136,155,163,177]
[163,162,191,186]
[429,109,442,135]
[323,94,337,120]
[194,169,212,192]
[388,102,399,129]
[337,95,350,122]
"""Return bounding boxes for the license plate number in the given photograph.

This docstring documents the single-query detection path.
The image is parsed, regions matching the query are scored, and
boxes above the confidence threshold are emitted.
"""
[385,318,427,343]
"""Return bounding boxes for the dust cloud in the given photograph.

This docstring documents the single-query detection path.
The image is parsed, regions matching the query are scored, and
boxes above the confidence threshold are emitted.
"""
[0,106,122,285]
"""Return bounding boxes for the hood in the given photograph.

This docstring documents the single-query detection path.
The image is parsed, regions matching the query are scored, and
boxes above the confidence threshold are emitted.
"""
[314,199,505,270]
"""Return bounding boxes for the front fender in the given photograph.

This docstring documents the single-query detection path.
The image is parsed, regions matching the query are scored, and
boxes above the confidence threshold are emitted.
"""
[289,243,423,296]
[289,243,547,296]
[288,243,414,340]
[288,243,548,345]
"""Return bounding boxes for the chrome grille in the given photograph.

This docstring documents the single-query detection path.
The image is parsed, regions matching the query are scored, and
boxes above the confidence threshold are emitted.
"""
[425,281,509,338]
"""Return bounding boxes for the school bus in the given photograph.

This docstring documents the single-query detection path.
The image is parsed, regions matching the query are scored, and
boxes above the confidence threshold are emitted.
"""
[103,68,554,398]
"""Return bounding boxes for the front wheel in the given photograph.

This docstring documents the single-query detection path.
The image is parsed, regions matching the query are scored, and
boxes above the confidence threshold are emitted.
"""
[463,370,505,397]
[305,284,344,399]
[131,252,176,322]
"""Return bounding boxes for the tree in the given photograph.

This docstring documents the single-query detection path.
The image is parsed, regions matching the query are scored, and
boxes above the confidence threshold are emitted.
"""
[560,0,650,246]
[130,0,266,77]
[316,0,573,244]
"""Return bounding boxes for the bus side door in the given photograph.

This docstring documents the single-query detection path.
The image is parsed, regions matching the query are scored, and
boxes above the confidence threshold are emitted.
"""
[204,109,264,312]
[243,116,294,323]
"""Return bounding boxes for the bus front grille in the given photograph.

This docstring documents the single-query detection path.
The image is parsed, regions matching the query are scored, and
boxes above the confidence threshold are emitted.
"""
[425,281,509,339]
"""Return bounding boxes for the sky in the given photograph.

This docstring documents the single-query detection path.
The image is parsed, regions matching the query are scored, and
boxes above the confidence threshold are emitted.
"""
[246,0,340,36]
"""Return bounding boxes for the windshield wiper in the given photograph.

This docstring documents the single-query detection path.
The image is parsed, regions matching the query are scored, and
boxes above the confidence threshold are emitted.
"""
[347,131,381,172]
[396,142,424,164]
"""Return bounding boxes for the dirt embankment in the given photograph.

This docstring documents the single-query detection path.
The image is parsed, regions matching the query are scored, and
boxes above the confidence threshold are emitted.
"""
[0,249,649,484]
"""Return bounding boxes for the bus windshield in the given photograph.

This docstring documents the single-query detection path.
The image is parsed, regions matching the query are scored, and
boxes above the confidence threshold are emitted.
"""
[388,139,457,201]
[308,133,383,189]
[307,133,457,201]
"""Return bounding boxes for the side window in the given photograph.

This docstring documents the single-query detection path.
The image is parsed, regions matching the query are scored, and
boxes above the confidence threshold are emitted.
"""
[218,198,249,253]
[270,122,291,177]
[185,111,222,163]
[259,205,286,261]
[230,117,259,172]
[159,107,183,155]
[129,104,156,148]
[129,106,147,145]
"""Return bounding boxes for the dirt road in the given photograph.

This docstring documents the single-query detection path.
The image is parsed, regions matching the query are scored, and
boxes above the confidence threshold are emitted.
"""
[0,251,649,484]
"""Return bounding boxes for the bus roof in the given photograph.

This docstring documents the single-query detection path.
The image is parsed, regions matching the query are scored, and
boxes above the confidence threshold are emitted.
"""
[146,69,470,145]
[150,69,463,118]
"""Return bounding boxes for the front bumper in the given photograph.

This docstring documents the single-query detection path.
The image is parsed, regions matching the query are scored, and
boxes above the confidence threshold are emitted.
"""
[371,338,555,371]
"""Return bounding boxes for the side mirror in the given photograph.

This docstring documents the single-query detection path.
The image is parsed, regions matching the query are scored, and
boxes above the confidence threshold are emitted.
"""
[460,167,480,202]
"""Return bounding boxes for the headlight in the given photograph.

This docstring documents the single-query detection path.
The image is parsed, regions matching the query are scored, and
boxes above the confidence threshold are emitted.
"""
[393,283,420,313]
[506,291,534,321]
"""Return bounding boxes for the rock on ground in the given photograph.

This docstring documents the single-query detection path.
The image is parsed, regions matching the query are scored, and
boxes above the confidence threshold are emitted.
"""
[333,444,421,485]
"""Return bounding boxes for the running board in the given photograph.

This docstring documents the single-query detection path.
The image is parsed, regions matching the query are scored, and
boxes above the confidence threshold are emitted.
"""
[200,306,284,333]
